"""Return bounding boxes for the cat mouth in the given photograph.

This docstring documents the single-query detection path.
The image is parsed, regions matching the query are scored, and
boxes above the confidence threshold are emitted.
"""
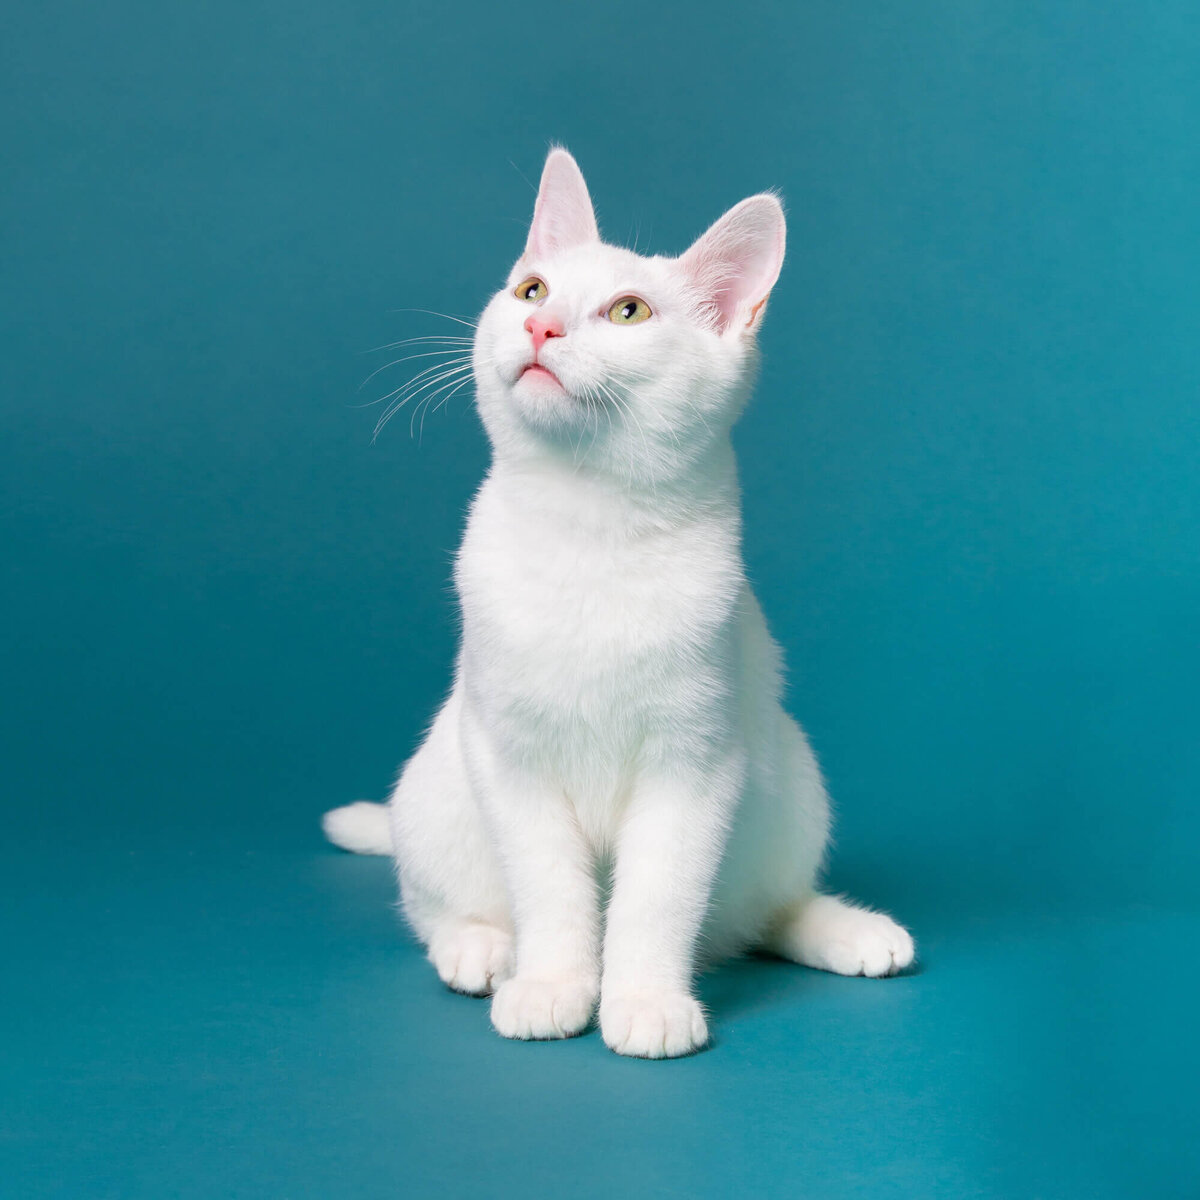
[518,363,565,391]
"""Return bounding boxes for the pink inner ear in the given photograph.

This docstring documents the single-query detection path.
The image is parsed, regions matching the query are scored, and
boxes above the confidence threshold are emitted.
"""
[680,195,786,332]
[525,149,599,260]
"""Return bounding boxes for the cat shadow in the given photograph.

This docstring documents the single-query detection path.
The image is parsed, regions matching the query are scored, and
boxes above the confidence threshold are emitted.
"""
[698,951,925,1022]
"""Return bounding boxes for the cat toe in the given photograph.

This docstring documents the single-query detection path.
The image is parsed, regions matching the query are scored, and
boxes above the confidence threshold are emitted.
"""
[429,923,513,996]
[821,910,915,977]
[490,976,597,1040]
[600,991,709,1059]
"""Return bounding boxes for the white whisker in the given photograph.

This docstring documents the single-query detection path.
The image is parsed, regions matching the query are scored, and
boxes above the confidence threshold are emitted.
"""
[429,376,474,418]
[363,354,474,412]
[597,378,658,503]
[373,361,474,442]
[414,369,475,441]
[358,348,475,394]
[363,335,474,354]
[390,307,479,331]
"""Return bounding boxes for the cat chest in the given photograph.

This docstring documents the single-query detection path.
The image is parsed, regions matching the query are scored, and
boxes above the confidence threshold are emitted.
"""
[457,536,740,727]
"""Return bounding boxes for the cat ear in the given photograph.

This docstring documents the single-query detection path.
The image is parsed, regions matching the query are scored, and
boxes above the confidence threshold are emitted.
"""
[679,194,786,334]
[523,148,599,260]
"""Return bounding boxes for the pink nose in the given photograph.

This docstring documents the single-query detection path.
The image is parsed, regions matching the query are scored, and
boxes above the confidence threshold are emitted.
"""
[524,313,564,355]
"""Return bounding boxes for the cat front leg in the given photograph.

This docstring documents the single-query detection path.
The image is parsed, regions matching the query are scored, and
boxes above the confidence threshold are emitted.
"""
[599,751,745,1059]
[466,740,601,1041]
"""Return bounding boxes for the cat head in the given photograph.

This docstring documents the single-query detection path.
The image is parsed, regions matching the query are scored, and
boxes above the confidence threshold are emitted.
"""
[473,148,786,487]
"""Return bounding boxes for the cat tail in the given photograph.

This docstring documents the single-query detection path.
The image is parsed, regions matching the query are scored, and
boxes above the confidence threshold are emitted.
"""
[321,801,393,856]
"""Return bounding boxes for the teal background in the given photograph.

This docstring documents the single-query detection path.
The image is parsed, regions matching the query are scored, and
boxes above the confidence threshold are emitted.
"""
[3,2,1198,1196]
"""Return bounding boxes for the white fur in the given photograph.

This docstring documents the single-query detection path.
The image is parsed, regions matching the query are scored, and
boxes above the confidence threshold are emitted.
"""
[324,149,913,1058]
[321,801,391,856]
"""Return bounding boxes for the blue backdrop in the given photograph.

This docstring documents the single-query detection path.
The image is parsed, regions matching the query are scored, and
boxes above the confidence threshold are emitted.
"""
[3,2,1197,1197]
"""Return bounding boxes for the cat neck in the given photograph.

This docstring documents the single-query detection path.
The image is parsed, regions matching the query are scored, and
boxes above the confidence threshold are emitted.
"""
[485,438,742,540]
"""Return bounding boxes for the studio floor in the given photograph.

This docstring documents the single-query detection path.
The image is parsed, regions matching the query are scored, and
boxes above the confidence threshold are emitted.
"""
[6,820,1196,1199]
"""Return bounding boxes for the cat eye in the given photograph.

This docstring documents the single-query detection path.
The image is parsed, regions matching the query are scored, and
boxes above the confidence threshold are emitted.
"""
[607,296,652,325]
[514,276,548,303]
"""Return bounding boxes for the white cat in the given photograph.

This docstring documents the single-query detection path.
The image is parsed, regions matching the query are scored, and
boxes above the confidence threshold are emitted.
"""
[324,148,914,1058]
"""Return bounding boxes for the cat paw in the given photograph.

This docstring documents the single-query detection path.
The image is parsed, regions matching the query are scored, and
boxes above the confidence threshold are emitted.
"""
[600,991,709,1059]
[490,976,597,1040]
[428,923,514,996]
[780,896,915,978]
[819,908,914,977]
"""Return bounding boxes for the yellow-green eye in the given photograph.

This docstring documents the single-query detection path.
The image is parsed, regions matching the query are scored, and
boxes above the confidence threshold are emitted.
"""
[607,296,652,325]
[514,276,548,302]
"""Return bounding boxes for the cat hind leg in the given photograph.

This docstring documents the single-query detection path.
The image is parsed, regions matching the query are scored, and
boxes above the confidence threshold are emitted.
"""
[427,918,514,996]
[391,689,514,995]
[764,892,915,978]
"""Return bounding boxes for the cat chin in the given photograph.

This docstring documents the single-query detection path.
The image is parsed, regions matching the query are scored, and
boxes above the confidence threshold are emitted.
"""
[506,379,588,435]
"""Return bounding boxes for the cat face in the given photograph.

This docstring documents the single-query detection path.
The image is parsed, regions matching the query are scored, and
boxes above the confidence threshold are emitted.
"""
[472,149,786,486]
